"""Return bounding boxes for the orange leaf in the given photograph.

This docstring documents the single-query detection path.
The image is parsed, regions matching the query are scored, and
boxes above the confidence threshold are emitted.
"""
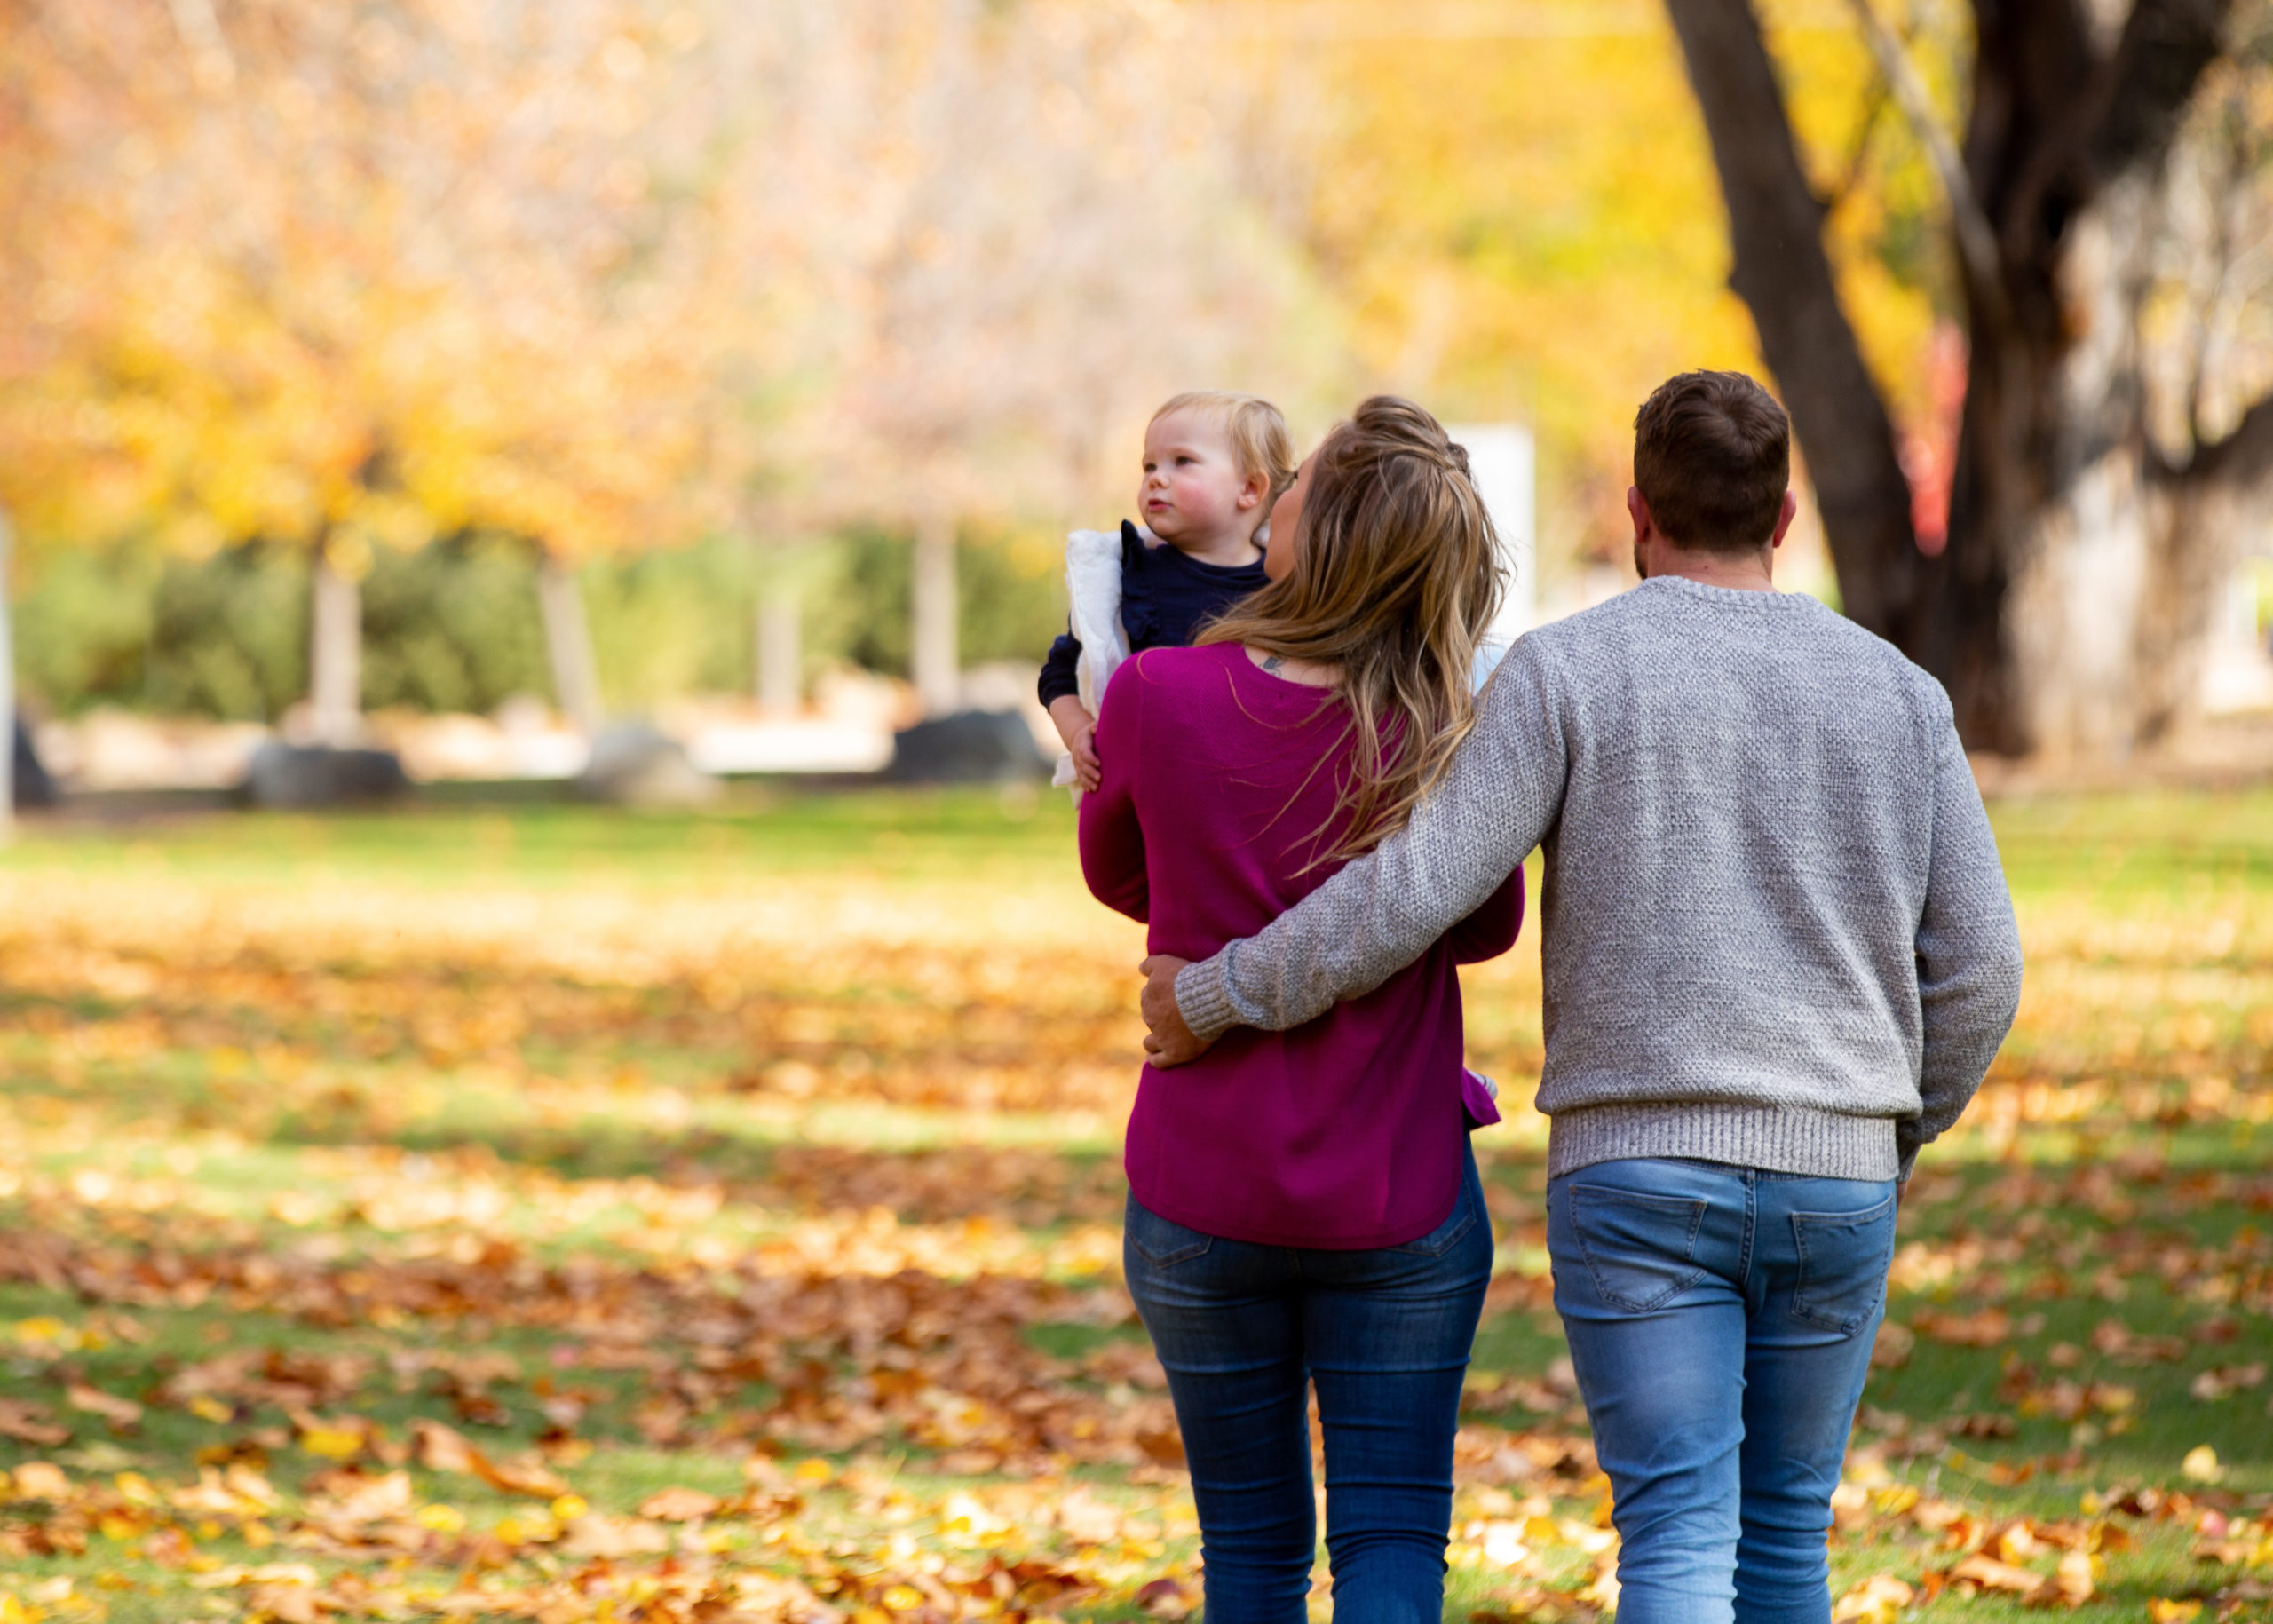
[1948,1554,2046,1597]
[411,1418,476,1474]
[638,1486,722,1521]
[468,1450,569,1500]
[0,1400,70,1447]
[66,1382,143,1427]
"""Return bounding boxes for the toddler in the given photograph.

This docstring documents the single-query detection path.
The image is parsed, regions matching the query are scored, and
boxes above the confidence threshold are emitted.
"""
[1038,391,1295,793]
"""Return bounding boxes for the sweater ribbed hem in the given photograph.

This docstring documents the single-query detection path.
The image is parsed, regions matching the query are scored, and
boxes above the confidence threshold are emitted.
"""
[1176,955,1240,1044]
[1547,1101,1900,1182]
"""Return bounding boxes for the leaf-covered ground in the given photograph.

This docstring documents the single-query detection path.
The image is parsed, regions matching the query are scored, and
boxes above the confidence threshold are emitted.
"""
[0,787,2265,1623]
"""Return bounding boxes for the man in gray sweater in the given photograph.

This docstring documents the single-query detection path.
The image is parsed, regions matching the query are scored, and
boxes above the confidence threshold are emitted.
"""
[1138,372,2023,1624]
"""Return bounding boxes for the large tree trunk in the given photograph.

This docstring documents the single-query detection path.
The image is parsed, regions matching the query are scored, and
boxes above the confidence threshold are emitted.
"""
[1944,0,2241,756]
[535,549,605,736]
[1660,0,1927,640]
[1665,0,2255,757]
[308,538,362,748]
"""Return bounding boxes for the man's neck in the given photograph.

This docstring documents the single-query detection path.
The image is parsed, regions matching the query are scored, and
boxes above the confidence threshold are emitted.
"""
[1642,546,1776,592]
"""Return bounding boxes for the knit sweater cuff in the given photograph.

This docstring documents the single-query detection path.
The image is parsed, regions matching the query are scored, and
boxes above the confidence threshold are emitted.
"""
[1175,955,1241,1043]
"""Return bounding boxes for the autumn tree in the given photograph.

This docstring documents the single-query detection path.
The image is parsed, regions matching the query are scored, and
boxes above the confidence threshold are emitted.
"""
[789,0,1337,715]
[1667,0,2273,756]
[0,0,725,740]
[4,0,1339,732]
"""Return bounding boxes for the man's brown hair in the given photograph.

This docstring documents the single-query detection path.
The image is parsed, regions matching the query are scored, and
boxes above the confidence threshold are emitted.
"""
[1632,371,1790,553]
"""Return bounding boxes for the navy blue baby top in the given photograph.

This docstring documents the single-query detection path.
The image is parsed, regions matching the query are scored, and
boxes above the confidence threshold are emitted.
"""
[1037,520,1269,709]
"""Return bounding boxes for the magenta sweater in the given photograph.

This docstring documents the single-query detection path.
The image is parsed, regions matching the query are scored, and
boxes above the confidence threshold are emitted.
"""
[1079,642,1525,1249]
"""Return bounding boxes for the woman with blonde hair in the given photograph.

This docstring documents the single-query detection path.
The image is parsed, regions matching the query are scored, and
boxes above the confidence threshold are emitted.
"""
[1079,396,1524,1623]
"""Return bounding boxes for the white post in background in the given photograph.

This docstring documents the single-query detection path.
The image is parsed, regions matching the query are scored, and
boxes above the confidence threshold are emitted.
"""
[309,539,363,748]
[912,516,959,717]
[757,582,802,714]
[0,506,14,841]
[536,549,606,736]
[1447,424,1537,650]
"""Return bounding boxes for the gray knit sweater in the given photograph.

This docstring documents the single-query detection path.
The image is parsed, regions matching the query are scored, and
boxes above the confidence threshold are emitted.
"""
[1174,575,2024,1182]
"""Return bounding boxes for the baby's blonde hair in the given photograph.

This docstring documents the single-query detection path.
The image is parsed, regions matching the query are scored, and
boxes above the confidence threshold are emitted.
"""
[1151,391,1297,501]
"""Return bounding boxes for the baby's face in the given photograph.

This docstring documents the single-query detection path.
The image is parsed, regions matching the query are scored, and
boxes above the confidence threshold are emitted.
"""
[1138,410,1261,549]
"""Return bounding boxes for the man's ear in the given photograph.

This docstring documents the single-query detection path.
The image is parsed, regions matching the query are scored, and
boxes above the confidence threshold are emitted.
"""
[1769,489,1798,551]
[1626,486,1653,543]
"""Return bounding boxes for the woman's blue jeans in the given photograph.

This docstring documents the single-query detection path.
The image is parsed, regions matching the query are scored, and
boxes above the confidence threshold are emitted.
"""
[1123,1145,1493,1624]
[1547,1158,1897,1624]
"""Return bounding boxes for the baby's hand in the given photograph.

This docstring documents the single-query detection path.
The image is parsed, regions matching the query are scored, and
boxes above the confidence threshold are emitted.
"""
[1048,696,1104,792]
[1067,722,1102,792]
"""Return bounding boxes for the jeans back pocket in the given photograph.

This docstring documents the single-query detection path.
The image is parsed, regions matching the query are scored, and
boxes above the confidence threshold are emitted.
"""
[1790,1195,1898,1333]
[1126,1198,1215,1268]
[1569,1185,1708,1312]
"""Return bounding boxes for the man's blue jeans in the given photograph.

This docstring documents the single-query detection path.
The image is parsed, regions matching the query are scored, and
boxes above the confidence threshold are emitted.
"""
[1547,1158,1897,1624]
[1123,1146,1493,1624]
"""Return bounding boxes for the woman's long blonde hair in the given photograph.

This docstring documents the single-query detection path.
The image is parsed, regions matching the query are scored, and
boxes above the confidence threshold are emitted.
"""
[1199,396,1504,863]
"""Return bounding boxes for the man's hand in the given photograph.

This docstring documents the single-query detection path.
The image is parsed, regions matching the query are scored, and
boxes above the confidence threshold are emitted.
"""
[1048,696,1103,793]
[1139,955,1213,1067]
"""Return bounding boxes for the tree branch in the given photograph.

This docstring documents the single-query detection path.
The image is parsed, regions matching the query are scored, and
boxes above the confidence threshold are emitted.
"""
[1844,0,2008,326]
[2178,387,2273,491]
[1821,78,1889,215]
[1660,0,1922,638]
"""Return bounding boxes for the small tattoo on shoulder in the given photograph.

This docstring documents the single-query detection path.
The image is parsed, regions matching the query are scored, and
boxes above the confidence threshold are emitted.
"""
[1261,654,1285,674]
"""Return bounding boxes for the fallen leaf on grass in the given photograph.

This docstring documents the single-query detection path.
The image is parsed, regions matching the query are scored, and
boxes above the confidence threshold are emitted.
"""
[2188,1364,2264,1401]
[561,1513,672,1557]
[2051,1549,2095,1605]
[64,1382,141,1427]
[1833,1573,1915,1624]
[0,1399,69,1446]
[2147,1602,2202,1624]
[1948,1553,2047,1597]
[297,1423,368,1462]
[636,1485,720,1521]
[2090,1319,2186,1364]
[2181,1445,2222,1484]
[410,1417,473,1473]
[410,1417,568,1498]
[1136,1427,1186,1466]
[247,1582,328,1624]
[470,1449,568,1499]
[1136,1576,1196,1619]
[1913,1309,2010,1347]
[10,1462,71,1500]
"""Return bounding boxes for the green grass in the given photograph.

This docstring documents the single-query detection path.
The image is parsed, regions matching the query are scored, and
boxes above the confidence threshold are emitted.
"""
[0,786,2266,1622]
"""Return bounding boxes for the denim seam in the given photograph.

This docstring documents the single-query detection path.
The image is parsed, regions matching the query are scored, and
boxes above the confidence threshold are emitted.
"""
[1738,1171,1757,1294]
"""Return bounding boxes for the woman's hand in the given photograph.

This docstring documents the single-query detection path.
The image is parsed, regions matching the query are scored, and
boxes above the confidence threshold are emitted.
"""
[1139,955,1213,1066]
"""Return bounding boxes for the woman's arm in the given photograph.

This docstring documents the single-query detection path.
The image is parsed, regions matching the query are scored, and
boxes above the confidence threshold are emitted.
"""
[1445,860,1525,965]
[1077,661,1149,923]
